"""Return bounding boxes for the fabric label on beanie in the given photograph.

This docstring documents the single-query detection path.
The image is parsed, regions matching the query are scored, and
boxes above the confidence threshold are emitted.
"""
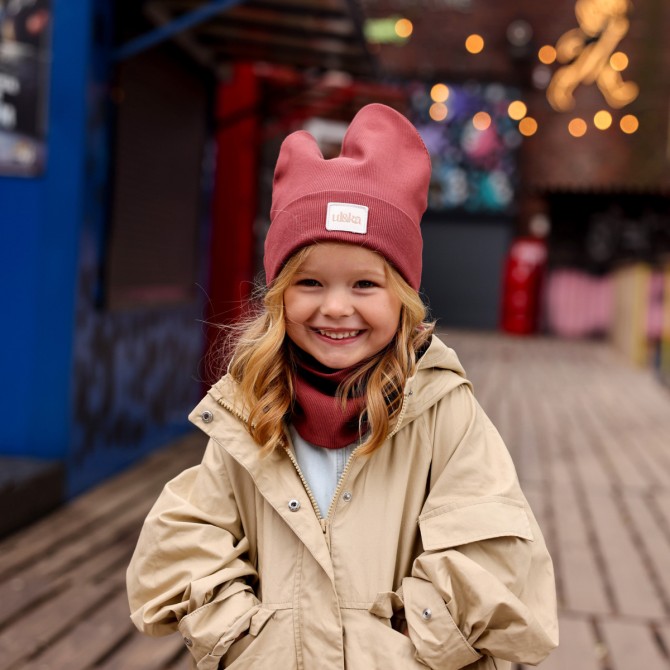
[326,202,368,235]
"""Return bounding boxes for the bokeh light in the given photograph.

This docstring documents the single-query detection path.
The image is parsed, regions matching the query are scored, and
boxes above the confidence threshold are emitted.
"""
[620,114,639,134]
[610,51,629,72]
[518,117,538,136]
[395,18,413,39]
[538,45,557,65]
[508,100,527,121]
[568,118,588,137]
[465,34,485,54]
[429,102,448,122]
[594,110,613,130]
[472,111,492,130]
[430,83,450,103]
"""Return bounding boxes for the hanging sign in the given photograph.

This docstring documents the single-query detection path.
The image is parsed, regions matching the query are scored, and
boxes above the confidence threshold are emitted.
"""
[0,0,51,176]
[547,0,638,112]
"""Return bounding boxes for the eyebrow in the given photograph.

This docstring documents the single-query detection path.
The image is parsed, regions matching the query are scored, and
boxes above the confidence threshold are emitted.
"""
[296,265,386,276]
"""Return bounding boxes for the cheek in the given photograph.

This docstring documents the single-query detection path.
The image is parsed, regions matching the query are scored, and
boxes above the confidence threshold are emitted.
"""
[284,292,311,324]
[371,298,401,336]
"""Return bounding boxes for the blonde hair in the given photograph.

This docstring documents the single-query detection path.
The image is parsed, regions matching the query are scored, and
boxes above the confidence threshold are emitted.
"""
[225,245,434,456]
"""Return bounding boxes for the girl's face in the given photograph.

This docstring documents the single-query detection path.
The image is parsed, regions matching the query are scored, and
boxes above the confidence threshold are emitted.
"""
[284,243,402,370]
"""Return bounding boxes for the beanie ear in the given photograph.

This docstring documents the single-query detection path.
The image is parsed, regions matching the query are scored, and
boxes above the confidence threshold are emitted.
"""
[273,130,325,188]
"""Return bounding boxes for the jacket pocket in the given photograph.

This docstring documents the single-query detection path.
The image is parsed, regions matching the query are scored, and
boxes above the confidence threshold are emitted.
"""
[418,497,533,550]
[220,607,276,667]
[177,587,260,670]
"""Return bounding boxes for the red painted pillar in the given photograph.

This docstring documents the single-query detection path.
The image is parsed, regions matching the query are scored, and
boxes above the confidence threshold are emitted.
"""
[206,63,259,379]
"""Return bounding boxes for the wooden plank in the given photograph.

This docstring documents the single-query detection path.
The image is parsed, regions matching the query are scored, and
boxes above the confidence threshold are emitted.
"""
[599,619,669,670]
[96,629,186,670]
[0,580,121,670]
[0,530,137,631]
[0,498,159,627]
[620,491,670,608]
[551,463,611,614]
[26,589,135,670]
[1,432,203,553]
[580,402,651,490]
[585,489,665,618]
[654,493,670,533]
[168,651,194,670]
[657,622,670,663]
[528,615,602,670]
[0,434,205,578]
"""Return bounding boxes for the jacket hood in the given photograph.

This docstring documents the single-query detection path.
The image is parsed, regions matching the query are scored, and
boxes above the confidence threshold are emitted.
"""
[397,335,471,429]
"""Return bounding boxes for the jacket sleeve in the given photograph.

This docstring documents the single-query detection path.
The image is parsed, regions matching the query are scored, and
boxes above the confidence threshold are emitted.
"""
[402,384,558,669]
[126,438,259,668]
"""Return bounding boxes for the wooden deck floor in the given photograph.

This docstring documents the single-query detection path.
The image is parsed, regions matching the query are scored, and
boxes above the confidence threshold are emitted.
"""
[1,330,669,669]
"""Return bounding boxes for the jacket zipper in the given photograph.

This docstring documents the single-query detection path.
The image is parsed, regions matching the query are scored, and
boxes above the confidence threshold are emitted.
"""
[324,448,359,520]
[215,396,249,424]
[387,388,411,439]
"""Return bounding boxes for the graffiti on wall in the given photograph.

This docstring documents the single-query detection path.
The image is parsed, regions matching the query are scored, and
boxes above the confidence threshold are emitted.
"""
[70,230,205,494]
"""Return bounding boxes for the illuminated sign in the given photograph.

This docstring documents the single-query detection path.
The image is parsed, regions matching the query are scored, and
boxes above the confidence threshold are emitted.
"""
[547,0,638,112]
[364,17,411,44]
[0,0,51,176]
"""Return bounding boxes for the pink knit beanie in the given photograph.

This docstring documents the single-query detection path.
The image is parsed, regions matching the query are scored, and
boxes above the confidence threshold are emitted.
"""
[264,103,431,290]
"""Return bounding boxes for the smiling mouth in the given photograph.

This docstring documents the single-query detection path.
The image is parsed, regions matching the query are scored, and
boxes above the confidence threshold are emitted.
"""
[316,329,361,340]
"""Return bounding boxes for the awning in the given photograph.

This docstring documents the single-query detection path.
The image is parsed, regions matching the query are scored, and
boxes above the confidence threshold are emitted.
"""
[115,0,377,79]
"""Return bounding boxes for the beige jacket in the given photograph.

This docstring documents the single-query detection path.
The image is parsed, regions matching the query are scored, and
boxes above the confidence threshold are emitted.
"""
[127,336,558,670]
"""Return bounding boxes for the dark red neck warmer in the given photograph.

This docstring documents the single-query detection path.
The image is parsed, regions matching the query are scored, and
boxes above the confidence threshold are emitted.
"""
[290,347,367,449]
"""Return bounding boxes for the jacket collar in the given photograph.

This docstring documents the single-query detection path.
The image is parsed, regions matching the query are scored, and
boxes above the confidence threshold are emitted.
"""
[193,335,471,441]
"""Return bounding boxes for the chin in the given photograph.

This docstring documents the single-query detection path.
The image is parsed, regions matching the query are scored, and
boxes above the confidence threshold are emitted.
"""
[314,351,363,369]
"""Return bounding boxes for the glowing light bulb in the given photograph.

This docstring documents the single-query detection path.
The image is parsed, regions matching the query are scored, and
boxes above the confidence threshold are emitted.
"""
[429,102,448,122]
[518,117,538,136]
[620,114,639,134]
[568,118,587,137]
[508,100,527,121]
[394,18,413,38]
[538,45,557,65]
[465,34,484,54]
[610,51,629,72]
[594,110,612,130]
[430,83,450,103]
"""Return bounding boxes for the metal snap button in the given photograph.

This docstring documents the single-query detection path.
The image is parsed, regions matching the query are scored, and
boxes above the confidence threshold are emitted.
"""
[288,499,301,512]
[421,608,432,620]
[201,410,213,423]
[342,491,352,502]
[183,637,193,647]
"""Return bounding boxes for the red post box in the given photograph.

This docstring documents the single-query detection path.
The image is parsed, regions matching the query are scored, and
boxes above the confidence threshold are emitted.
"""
[500,236,548,334]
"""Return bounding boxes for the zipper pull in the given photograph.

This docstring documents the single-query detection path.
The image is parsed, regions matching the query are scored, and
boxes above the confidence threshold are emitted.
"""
[321,518,331,552]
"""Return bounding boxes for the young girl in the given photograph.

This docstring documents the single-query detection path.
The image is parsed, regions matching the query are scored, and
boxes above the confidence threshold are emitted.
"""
[127,103,558,670]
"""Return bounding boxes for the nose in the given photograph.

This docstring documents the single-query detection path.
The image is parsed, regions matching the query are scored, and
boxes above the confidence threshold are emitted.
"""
[319,287,354,318]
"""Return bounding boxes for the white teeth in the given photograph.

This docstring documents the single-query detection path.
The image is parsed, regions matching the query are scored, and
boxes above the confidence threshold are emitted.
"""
[318,330,360,340]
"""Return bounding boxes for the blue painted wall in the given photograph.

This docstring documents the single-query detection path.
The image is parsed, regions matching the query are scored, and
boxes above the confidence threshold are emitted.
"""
[1,0,210,498]
[0,2,92,462]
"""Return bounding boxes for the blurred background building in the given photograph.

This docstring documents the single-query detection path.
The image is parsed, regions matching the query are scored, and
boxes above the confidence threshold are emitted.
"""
[1,0,669,534]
